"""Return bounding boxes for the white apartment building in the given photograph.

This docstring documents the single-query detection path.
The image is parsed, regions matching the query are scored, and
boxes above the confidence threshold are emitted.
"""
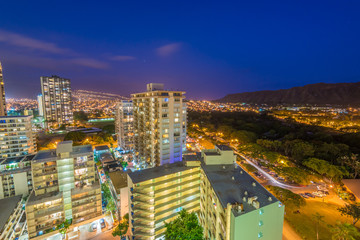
[40,75,73,127]
[115,100,134,151]
[0,115,36,159]
[131,83,187,166]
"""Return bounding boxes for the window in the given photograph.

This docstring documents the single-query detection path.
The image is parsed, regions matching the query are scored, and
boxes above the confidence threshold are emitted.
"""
[259,209,264,215]
[259,221,263,226]
[258,232,263,238]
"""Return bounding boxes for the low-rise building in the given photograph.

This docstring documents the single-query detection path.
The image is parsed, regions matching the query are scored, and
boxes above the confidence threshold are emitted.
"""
[0,155,34,199]
[128,145,284,240]
[25,141,102,239]
[108,171,129,218]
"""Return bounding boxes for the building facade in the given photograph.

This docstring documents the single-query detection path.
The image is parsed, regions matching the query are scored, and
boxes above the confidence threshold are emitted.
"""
[25,141,102,239]
[0,195,27,240]
[131,83,187,166]
[37,94,44,117]
[0,115,36,159]
[40,76,73,127]
[128,146,284,240]
[128,162,201,239]
[0,155,34,199]
[0,62,6,116]
[115,100,134,151]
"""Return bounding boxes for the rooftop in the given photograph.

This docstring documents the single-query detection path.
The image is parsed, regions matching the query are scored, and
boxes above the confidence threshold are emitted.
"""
[0,154,35,164]
[94,145,110,151]
[33,144,93,163]
[0,195,22,233]
[343,179,360,199]
[128,161,196,184]
[216,145,232,151]
[202,163,279,215]
[0,115,31,119]
[109,171,128,192]
[27,190,63,206]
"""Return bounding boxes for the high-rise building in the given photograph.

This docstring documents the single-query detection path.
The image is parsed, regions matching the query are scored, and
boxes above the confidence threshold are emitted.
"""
[128,145,285,240]
[37,94,43,117]
[0,62,7,116]
[115,100,134,151]
[0,115,36,159]
[25,141,102,239]
[131,83,187,166]
[40,76,73,128]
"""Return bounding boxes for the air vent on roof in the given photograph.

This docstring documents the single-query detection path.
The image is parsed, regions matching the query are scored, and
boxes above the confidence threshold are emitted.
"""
[240,170,243,174]
[243,197,247,202]
[252,182,256,187]
[223,166,226,169]
[244,191,248,196]
[268,197,273,201]
[232,176,235,180]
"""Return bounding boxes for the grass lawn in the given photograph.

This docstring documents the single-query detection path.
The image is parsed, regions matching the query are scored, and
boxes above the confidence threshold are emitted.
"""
[286,200,360,240]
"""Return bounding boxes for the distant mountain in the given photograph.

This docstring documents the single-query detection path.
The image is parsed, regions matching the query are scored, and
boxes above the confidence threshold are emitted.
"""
[215,82,360,106]
[73,90,129,101]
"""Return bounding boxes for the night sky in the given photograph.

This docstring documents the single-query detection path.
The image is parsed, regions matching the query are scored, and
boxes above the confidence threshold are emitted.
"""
[1,1,360,99]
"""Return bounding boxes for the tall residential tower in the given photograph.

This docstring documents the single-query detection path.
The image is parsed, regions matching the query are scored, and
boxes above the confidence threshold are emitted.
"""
[40,76,73,128]
[0,62,7,116]
[115,100,134,151]
[131,83,187,166]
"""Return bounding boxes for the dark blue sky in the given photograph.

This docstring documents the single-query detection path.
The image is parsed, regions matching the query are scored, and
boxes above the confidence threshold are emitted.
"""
[1,1,360,99]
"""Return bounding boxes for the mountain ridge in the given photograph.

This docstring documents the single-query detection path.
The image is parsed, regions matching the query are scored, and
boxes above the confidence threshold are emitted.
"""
[214,82,360,106]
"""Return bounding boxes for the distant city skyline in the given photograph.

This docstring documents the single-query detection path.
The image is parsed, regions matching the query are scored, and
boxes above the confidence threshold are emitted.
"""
[1,1,360,100]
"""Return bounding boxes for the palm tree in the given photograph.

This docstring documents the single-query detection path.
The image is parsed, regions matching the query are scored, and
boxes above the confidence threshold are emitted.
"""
[330,221,360,240]
[312,212,324,240]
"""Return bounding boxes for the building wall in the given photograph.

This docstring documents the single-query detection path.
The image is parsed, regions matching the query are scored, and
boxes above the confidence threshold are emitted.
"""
[230,202,284,240]
[120,186,129,217]
[13,172,29,197]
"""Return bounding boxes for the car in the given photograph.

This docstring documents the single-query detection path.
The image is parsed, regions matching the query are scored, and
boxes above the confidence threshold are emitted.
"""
[312,191,326,198]
[100,218,106,229]
[91,222,98,231]
[304,192,315,198]
[299,193,309,199]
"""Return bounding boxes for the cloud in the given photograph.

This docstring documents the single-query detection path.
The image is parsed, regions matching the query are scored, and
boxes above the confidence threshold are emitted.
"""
[156,43,181,57]
[70,58,109,69]
[0,29,71,54]
[110,55,136,61]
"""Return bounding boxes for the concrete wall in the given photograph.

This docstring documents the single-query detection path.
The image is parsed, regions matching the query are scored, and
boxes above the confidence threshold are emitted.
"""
[14,172,29,197]
[231,202,285,240]
[0,177,3,199]
[120,187,129,217]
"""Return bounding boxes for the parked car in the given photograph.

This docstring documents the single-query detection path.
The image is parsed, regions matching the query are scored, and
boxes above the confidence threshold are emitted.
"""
[91,222,98,231]
[312,191,326,198]
[304,192,315,198]
[299,193,309,199]
[100,218,106,229]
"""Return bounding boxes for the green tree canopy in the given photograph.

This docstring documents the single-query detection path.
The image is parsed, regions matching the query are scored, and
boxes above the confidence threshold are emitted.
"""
[338,203,360,225]
[330,221,360,240]
[74,111,89,122]
[112,213,129,238]
[165,209,204,240]
[64,131,86,142]
[266,186,306,209]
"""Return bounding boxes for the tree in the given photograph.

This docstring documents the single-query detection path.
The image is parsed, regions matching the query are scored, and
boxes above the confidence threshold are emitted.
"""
[266,186,306,209]
[112,213,129,238]
[312,212,324,240]
[165,209,204,240]
[56,219,71,238]
[64,131,86,142]
[330,221,360,240]
[74,111,89,122]
[338,203,360,225]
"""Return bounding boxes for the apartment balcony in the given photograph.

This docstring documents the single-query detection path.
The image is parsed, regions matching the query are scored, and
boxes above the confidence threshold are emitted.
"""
[34,205,64,218]
[133,221,155,229]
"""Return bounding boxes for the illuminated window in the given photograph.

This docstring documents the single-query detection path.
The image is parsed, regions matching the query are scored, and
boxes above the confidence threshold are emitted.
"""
[259,209,264,215]
[258,232,263,238]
